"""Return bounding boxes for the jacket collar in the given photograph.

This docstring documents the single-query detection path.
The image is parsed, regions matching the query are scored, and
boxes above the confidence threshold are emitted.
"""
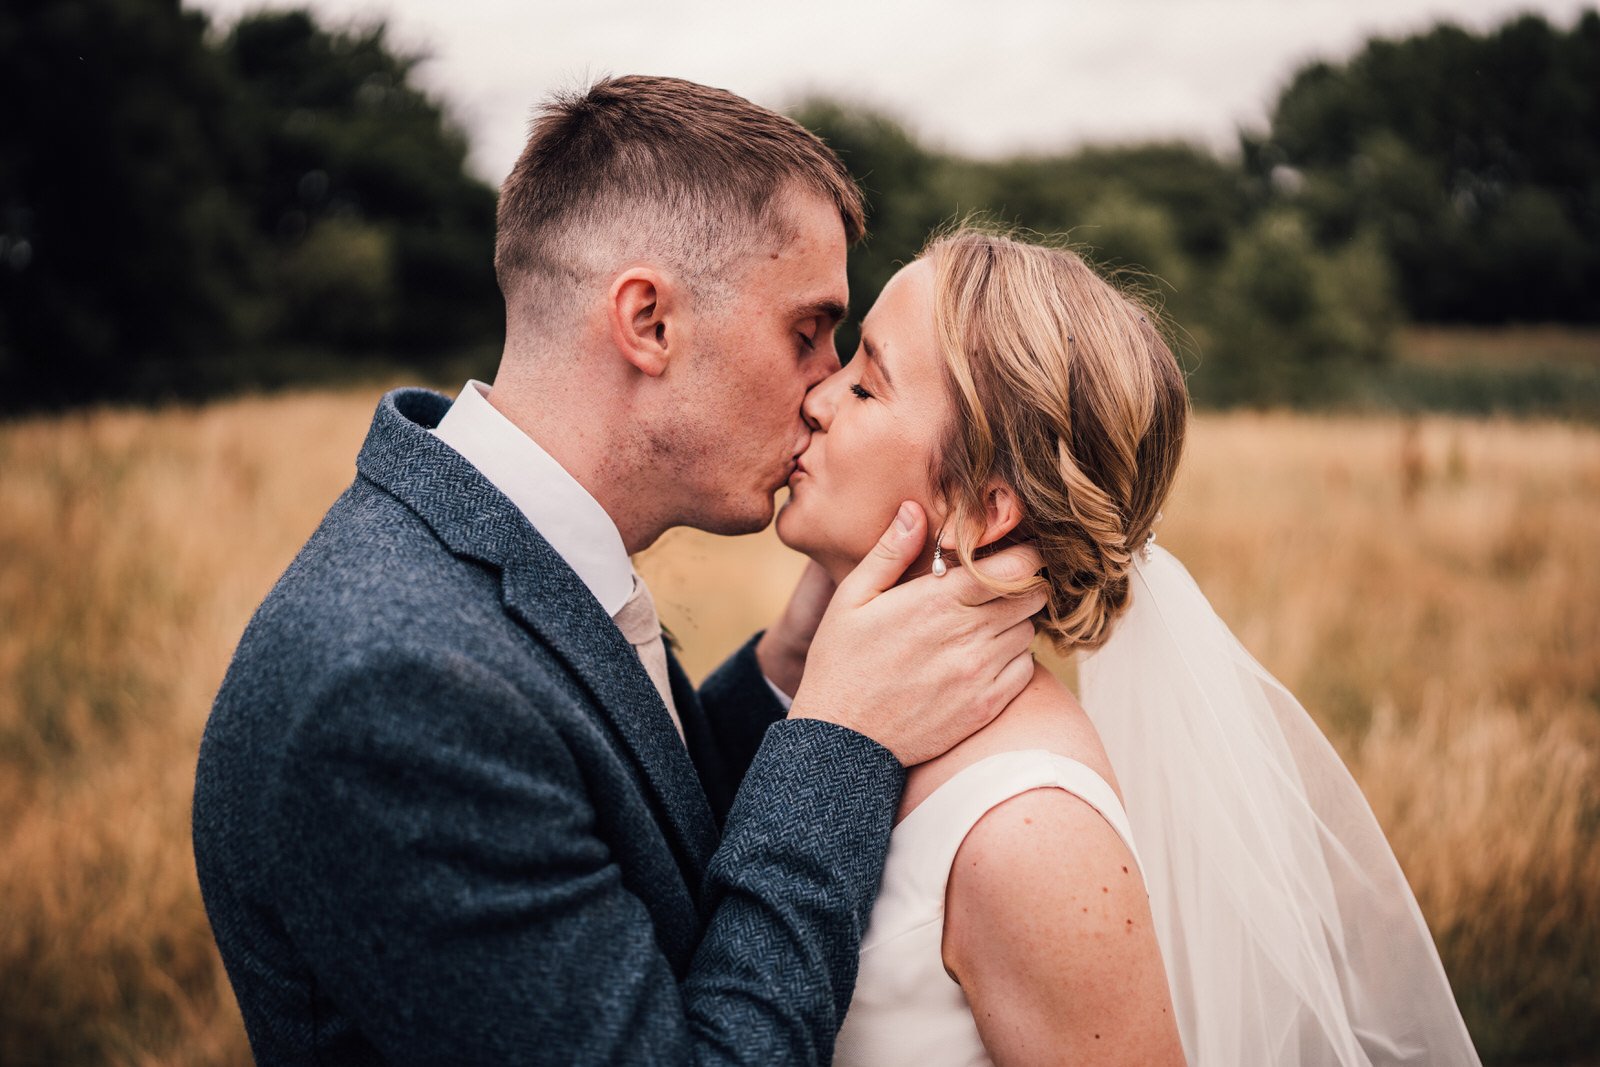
[355,388,719,883]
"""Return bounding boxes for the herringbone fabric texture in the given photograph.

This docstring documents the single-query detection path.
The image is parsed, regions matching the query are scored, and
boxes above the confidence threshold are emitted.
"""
[192,387,906,1066]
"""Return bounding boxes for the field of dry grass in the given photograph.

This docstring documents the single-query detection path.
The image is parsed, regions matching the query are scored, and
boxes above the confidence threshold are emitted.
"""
[2,386,1597,1065]
[1399,325,1600,369]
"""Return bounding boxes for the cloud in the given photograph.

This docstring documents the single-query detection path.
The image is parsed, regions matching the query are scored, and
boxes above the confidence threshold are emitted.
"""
[191,0,1595,181]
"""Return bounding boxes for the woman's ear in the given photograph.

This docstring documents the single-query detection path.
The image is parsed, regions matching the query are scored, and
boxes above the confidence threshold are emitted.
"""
[609,267,672,377]
[974,482,1023,549]
[935,484,1022,554]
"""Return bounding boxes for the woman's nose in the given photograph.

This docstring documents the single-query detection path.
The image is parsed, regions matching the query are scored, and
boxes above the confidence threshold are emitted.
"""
[801,365,848,432]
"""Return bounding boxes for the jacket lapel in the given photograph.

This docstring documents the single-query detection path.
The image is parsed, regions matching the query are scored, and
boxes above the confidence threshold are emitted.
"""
[355,388,719,889]
[495,561,720,883]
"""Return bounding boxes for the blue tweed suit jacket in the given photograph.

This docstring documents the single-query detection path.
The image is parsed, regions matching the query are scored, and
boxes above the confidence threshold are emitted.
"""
[192,388,905,1065]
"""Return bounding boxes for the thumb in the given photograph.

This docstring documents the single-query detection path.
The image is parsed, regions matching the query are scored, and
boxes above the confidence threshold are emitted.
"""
[839,501,925,604]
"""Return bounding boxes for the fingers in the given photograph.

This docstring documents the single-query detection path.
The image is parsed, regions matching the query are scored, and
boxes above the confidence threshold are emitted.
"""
[972,542,1044,584]
[942,573,1046,630]
[836,501,925,605]
[949,543,1044,606]
[994,616,1039,661]
[985,646,1036,703]
[982,647,1039,726]
[993,588,1049,632]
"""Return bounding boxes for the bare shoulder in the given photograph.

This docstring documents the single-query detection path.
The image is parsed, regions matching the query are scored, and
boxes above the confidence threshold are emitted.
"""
[941,775,1183,1064]
[919,662,1183,1064]
[946,785,1147,965]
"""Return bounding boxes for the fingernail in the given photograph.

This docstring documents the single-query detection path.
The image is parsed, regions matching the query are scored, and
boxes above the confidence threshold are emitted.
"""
[894,502,915,535]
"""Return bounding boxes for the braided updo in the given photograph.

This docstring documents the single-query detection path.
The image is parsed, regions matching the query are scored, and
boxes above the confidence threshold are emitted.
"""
[925,227,1189,652]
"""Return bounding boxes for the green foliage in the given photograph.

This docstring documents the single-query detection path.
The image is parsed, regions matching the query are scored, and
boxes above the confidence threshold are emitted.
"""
[796,101,1399,407]
[0,0,258,408]
[0,0,499,412]
[218,10,500,352]
[788,101,950,358]
[803,10,1600,411]
[1370,356,1600,421]
[4,4,1595,412]
[1194,215,1399,406]
[957,143,1258,261]
[1246,11,1600,323]
[1365,327,1600,420]
[278,217,399,345]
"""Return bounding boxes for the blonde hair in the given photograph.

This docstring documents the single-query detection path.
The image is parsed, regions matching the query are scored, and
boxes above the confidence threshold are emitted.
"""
[925,226,1189,651]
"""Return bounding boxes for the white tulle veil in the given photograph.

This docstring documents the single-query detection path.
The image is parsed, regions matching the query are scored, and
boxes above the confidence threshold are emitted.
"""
[1077,544,1481,1066]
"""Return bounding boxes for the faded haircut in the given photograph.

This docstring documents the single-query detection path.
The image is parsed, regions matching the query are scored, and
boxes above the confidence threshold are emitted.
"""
[495,75,865,321]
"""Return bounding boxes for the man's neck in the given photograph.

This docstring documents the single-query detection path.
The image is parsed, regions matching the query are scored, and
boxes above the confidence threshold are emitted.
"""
[486,377,670,555]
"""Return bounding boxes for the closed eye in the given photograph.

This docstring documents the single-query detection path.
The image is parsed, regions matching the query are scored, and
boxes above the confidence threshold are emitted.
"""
[850,383,873,400]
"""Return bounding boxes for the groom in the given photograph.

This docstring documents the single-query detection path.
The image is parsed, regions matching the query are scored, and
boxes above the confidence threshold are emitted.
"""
[193,76,1042,1065]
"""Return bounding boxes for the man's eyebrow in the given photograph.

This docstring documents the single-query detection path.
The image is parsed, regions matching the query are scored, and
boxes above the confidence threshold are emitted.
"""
[862,335,894,386]
[790,299,847,326]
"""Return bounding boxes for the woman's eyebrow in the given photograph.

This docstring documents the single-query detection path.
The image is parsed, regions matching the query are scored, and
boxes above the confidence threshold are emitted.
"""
[862,335,894,386]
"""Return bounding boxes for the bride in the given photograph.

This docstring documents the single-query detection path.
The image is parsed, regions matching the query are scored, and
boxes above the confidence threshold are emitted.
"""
[774,226,1482,1065]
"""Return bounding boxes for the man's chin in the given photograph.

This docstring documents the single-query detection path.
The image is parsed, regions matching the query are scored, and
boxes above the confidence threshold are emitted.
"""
[694,498,777,538]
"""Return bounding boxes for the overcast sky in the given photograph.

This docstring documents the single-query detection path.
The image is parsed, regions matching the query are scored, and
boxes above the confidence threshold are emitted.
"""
[191,0,1595,184]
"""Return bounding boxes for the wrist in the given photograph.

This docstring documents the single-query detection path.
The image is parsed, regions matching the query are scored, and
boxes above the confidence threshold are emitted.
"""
[756,626,809,698]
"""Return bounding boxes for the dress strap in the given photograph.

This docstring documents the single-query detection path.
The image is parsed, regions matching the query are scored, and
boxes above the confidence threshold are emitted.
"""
[890,749,1145,907]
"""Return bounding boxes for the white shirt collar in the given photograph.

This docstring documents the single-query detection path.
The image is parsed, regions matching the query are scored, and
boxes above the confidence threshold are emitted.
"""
[431,380,635,616]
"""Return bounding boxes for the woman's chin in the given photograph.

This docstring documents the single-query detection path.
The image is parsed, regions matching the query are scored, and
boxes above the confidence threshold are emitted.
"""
[775,499,840,571]
[773,497,808,553]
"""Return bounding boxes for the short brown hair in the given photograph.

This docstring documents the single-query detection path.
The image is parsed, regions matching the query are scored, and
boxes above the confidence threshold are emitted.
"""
[495,76,864,308]
[924,226,1189,651]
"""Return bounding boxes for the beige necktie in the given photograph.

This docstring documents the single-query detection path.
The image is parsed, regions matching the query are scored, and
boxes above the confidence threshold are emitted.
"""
[613,574,684,743]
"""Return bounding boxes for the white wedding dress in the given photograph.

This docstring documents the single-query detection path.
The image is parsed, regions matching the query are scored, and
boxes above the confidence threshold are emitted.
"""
[832,546,1482,1067]
[834,748,1144,1067]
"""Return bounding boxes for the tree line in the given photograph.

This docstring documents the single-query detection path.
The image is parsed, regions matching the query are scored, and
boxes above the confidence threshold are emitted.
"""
[1,0,498,411]
[798,10,1598,406]
[1,1,1595,412]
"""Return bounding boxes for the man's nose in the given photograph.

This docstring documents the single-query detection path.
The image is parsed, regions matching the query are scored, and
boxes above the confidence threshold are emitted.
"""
[807,336,842,386]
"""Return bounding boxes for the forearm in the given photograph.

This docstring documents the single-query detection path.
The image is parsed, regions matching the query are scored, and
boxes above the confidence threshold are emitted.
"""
[686,719,904,1059]
[277,655,900,1065]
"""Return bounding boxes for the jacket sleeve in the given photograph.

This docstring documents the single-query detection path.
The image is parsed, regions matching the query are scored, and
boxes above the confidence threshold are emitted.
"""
[697,632,789,787]
[271,644,902,1067]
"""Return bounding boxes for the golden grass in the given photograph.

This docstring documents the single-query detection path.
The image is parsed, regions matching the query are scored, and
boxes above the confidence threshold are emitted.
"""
[1399,325,1600,369]
[2,389,1596,1064]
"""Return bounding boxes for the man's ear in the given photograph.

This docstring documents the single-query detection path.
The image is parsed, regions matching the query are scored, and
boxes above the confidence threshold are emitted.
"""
[609,267,673,377]
[974,482,1023,549]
